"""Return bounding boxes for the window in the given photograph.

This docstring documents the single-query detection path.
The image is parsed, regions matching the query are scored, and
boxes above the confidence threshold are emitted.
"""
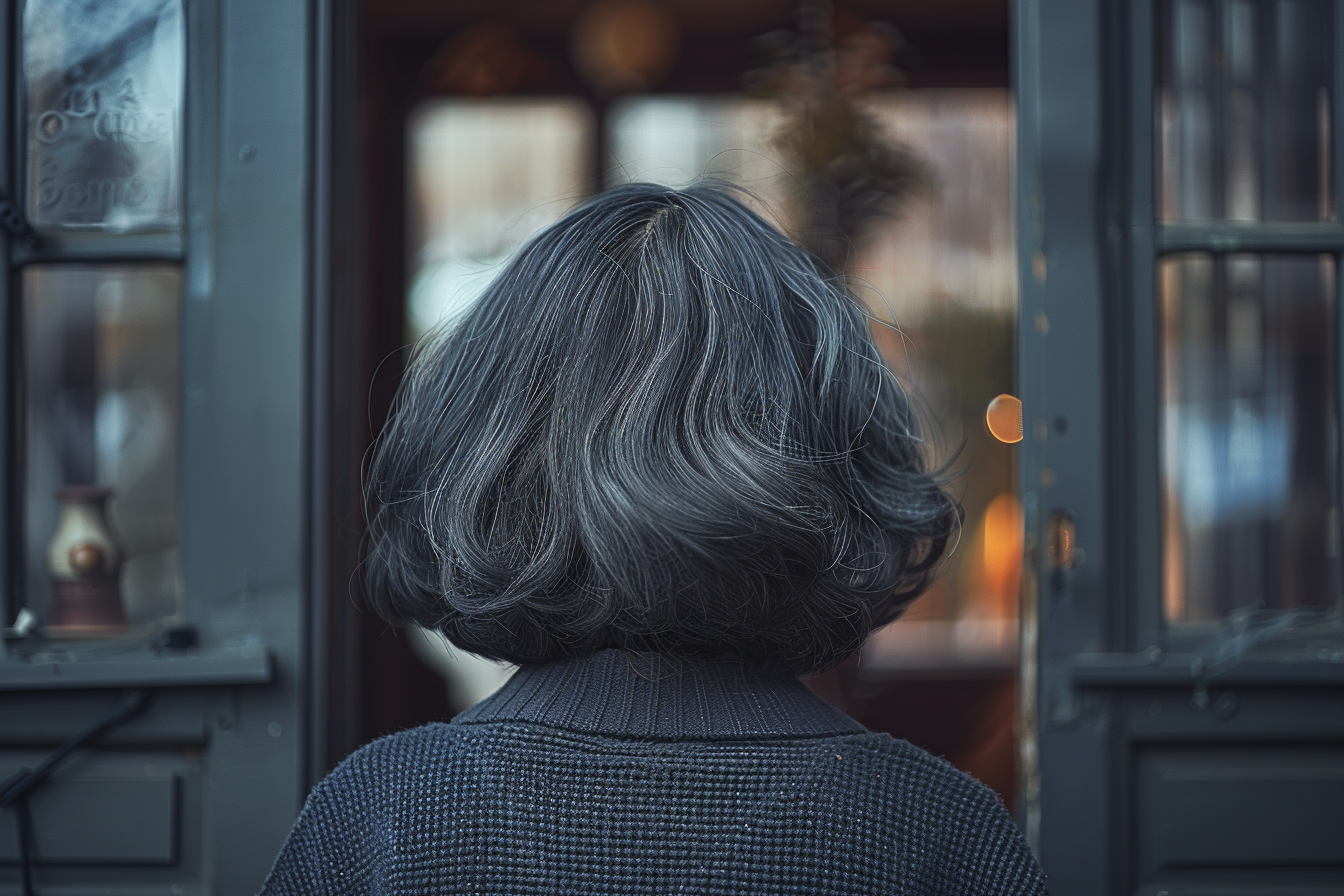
[17,0,184,633]
[1156,0,1338,623]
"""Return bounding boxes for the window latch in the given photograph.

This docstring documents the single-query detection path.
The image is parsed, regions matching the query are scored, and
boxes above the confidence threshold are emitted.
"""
[0,187,38,248]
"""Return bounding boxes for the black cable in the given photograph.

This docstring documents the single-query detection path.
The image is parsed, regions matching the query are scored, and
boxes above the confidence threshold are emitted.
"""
[0,689,149,896]
[15,797,34,896]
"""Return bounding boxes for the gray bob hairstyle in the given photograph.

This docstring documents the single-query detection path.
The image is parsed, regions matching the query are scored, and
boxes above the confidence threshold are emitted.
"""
[363,182,959,675]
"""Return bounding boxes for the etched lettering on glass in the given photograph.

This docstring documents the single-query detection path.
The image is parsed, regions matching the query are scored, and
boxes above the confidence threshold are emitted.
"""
[24,0,183,231]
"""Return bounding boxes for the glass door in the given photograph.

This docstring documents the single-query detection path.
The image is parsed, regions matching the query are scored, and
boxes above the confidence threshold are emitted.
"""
[1017,0,1344,893]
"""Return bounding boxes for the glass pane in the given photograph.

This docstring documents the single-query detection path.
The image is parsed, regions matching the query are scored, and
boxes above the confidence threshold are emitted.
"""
[23,0,184,232]
[406,99,592,340]
[24,265,182,632]
[1161,253,1337,622]
[1158,0,1334,222]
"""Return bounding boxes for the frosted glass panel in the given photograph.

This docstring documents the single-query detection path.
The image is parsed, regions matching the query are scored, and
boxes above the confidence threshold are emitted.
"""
[24,265,181,630]
[24,0,184,232]
[1161,254,1337,622]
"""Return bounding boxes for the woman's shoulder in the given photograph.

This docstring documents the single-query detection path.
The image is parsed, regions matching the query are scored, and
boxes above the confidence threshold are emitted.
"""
[847,734,1044,892]
[859,732,1003,794]
[325,721,1013,838]
[847,733,1020,827]
[326,722,464,783]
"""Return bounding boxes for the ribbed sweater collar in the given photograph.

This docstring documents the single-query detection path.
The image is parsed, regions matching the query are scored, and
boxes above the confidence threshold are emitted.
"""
[454,649,866,740]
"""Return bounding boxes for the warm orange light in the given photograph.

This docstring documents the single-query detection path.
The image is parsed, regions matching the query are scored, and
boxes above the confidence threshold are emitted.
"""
[980,491,1024,617]
[985,393,1023,443]
[570,0,680,94]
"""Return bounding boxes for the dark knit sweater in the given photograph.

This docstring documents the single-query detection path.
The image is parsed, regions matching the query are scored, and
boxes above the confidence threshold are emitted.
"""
[260,650,1047,895]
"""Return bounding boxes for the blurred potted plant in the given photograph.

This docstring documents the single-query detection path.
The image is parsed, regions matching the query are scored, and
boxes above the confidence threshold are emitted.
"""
[748,0,929,274]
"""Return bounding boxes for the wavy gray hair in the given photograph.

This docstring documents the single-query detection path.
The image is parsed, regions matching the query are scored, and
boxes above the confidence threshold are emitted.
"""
[364,182,959,674]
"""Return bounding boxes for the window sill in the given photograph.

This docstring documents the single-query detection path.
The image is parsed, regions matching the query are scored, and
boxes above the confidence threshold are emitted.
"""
[0,644,272,691]
[1070,652,1344,688]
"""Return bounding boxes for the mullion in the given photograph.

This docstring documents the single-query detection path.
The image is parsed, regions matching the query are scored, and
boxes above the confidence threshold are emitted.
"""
[1334,0,1344,615]
[1131,0,1162,651]
[11,232,184,265]
[1,0,12,625]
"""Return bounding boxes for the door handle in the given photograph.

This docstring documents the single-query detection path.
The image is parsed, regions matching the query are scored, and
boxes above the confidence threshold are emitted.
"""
[1047,509,1076,592]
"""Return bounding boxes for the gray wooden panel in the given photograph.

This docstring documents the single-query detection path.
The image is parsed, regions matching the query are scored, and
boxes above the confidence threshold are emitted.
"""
[0,690,206,744]
[0,768,178,864]
[1136,744,1344,882]
[184,0,316,889]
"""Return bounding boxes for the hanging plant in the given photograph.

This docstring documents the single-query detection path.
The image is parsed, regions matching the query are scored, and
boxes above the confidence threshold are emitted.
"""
[747,0,930,274]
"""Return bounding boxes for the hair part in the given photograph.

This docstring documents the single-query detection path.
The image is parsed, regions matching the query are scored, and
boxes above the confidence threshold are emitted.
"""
[364,182,960,675]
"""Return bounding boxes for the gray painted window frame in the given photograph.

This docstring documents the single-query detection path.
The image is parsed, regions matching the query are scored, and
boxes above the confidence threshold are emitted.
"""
[1017,1,1344,892]
[0,0,341,891]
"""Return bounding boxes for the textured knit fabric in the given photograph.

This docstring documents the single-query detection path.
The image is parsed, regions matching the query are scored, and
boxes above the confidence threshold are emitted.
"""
[260,650,1048,895]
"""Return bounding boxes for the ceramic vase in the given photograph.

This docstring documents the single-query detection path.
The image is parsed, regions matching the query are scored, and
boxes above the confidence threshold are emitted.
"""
[47,486,125,628]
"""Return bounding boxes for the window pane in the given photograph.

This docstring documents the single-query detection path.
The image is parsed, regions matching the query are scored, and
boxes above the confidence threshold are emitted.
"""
[1158,0,1334,222]
[406,99,592,340]
[1161,253,1337,622]
[23,0,184,232]
[24,265,181,631]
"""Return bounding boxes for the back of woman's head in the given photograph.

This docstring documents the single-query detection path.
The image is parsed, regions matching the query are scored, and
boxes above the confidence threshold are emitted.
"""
[365,182,959,675]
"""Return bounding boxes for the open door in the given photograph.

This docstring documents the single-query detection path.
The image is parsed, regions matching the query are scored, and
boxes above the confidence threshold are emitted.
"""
[1016,0,1344,893]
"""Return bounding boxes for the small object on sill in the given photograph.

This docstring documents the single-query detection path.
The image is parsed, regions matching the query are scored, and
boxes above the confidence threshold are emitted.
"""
[47,486,126,629]
[152,624,198,650]
[2,609,39,641]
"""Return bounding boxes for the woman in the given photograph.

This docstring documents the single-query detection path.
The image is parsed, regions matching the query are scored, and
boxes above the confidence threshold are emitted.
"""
[261,183,1047,895]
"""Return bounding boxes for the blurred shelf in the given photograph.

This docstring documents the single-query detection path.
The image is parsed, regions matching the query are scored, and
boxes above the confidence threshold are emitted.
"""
[859,619,1018,674]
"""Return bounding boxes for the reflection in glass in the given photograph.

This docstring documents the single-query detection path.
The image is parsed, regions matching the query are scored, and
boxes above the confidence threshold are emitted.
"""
[23,0,184,232]
[1161,254,1337,622]
[406,99,592,339]
[1158,0,1334,222]
[24,266,181,628]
